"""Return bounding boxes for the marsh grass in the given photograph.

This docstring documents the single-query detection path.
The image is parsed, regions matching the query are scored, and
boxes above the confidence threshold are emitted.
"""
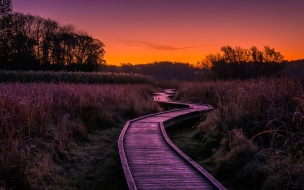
[173,77,304,189]
[0,83,161,189]
[167,118,209,162]
[0,70,152,84]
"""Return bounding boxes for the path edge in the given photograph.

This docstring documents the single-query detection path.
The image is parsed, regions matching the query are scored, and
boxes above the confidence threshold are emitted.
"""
[160,113,227,190]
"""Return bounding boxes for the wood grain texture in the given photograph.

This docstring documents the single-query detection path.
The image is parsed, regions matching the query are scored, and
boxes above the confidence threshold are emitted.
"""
[118,89,226,190]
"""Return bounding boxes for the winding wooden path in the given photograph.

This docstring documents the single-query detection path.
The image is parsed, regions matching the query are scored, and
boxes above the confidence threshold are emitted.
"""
[118,89,226,189]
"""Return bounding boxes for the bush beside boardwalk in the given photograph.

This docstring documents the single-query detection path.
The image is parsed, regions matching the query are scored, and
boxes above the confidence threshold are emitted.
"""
[172,78,304,189]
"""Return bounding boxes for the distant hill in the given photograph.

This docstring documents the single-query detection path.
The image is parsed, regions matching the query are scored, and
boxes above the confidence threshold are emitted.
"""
[105,62,203,81]
[284,59,304,76]
[104,60,304,81]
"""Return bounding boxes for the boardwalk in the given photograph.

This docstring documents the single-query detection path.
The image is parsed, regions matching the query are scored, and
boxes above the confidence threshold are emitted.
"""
[118,89,226,189]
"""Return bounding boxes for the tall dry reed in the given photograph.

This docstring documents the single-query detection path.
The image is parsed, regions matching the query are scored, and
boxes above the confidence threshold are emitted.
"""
[0,83,160,189]
[175,77,304,189]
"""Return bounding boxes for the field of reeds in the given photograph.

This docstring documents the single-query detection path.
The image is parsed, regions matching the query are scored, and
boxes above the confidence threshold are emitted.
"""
[0,82,161,189]
[170,77,304,189]
[2,69,303,190]
[0,70,152,84]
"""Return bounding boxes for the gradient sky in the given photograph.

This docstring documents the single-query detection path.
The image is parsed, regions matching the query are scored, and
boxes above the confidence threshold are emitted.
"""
[12,0,304,65]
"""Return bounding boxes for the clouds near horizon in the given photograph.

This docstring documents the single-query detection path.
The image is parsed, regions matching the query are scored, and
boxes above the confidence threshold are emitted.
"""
[122,40,213,51]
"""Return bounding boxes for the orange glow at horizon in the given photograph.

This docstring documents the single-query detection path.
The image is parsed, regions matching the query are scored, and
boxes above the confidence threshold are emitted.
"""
[102,37,303,65]
[103,47,304,66]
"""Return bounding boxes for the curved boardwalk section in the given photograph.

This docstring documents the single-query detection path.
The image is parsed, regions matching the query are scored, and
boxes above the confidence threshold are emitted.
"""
[118,89,226,189]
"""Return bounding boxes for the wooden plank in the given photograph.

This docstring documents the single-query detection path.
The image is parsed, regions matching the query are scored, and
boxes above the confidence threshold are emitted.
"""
[118,89,226,190]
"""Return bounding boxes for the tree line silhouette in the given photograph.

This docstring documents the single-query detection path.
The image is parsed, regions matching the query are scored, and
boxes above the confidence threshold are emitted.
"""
[0,0,106,72]
[198,45,287,79]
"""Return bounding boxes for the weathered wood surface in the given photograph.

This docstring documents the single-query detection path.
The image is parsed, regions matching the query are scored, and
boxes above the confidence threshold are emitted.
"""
[118,89,226,189]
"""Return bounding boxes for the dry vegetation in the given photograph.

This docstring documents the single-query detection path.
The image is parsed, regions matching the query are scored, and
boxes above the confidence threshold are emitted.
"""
[172,77,304,189]
[0,70,152,84]
[0,83,161,189]
[2,73,303,190]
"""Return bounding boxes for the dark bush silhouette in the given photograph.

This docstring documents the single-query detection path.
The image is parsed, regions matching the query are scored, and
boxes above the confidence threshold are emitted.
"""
[0,1,106,72]
[198,45,287,79]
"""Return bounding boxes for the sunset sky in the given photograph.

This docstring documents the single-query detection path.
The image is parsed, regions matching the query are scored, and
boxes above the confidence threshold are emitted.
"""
[12,0,304,65]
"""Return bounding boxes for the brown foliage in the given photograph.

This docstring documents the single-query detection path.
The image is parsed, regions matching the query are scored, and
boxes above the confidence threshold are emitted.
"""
[176,77,304,189]
[0,83,160,189]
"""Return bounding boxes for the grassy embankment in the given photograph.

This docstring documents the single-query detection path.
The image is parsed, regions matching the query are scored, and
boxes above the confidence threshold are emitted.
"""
[169,77,304,189]
[0,70,152,84]
[0,71,163,189]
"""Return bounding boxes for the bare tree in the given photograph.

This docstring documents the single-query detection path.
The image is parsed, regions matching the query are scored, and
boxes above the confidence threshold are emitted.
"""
[0,0,12,66]
[199,45,286,79]
[0,7,106,71]
[0,0,12,16]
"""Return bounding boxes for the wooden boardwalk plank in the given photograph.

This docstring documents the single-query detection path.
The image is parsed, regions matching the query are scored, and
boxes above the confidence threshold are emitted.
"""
[118,89,226,190]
